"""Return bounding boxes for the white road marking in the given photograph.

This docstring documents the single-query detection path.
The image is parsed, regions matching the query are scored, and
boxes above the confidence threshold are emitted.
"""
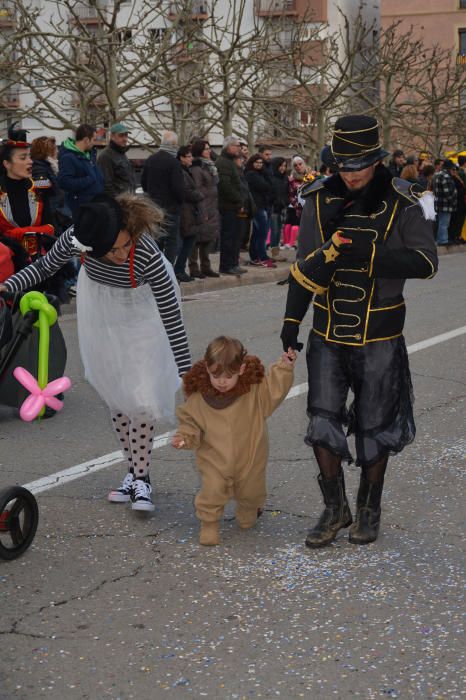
[404,326,466,354]
[22,326,466,495]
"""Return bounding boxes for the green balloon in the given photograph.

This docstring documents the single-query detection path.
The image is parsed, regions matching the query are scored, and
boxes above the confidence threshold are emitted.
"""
[19,291,58,392]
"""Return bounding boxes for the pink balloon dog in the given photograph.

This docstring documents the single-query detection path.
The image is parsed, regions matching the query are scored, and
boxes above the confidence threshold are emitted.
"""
[13,367,72,422]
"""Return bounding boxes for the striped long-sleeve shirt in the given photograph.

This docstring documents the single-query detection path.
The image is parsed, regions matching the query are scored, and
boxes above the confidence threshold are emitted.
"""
[4,228,191,374]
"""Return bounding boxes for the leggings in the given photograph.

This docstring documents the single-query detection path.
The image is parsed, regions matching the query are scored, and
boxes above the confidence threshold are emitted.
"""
[111,411,156,477]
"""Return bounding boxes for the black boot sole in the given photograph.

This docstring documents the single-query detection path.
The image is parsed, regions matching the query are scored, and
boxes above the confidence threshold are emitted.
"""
[348,532,379,545]
[305,518,353,549]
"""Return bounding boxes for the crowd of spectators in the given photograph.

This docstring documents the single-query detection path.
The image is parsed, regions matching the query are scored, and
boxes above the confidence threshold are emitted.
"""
[1,124,465,298]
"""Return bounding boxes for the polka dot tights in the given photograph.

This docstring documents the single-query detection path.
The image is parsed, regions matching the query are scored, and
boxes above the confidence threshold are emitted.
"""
[111,411,156,478]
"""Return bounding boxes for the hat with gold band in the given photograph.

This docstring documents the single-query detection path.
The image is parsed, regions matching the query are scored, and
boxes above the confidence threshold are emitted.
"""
[331,115,389,172]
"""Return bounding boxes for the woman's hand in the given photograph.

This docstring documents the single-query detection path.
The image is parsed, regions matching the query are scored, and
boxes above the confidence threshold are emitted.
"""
[171,435,186,449]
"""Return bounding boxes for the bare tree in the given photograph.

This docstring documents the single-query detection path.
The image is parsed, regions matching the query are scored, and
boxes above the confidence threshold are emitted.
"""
[395,49,465,156]
[249,4,382,163]
[10,0,203,135]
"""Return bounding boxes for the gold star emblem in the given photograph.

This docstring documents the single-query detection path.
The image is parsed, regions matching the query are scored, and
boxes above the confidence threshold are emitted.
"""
[323,244,339,263]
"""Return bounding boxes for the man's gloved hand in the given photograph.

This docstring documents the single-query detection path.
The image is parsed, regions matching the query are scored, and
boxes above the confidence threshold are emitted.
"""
[280,320,303,352]
[338,230,376,266]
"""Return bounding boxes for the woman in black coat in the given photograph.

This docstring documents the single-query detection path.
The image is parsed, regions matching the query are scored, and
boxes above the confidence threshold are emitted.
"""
[189,140,220,278]
[245,154,275,267]
[174,146,203,282]
[270,157,289,259]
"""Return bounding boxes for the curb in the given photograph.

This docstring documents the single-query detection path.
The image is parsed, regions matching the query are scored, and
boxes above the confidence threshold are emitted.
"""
[179,261,290,296]
[179,243,465,296]
[436,242,466,255]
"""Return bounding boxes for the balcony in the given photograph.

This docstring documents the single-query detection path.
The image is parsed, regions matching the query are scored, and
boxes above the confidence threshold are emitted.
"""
[457,53,466,66]
[0,51,18,67]
[0,89,20,108]
[72,2,109,24]
[0,1,16,26]
[168,2,209,20]
[170,40,205,63]
[255,0,297,17]
[72,93,107,107]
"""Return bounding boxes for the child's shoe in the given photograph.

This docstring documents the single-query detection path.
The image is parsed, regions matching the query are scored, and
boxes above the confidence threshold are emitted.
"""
[236,507,259,529]
[131,476,155,512]
[108,471,134,503]
[199,521,220,546]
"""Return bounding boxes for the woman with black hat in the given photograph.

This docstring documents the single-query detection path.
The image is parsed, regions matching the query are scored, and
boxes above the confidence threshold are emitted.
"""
[0,193,191,512]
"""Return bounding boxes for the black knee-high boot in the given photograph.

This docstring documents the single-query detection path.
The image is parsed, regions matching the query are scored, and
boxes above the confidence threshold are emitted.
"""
[349,473,384,545]
[305,472,353,548]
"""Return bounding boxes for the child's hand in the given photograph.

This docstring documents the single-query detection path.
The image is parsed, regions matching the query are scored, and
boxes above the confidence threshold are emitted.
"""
[282,348,297,366]
[171,434,186,449]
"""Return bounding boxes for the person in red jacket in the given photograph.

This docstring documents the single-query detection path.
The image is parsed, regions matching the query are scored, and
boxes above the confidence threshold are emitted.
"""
[0,124,71,300]
[0,123,55,247]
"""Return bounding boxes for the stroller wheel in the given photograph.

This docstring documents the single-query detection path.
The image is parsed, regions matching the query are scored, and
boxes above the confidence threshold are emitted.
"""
[0,486,39,560]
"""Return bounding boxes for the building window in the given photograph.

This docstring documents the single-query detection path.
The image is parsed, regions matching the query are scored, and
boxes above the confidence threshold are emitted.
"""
[149,27,167,44]
[117,29,132,44]
[459,88,466,111]
[460,29,466,54]
[460,0,466,9]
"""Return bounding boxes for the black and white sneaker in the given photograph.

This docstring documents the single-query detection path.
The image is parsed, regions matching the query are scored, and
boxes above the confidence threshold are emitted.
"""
[108,472,134,503]
[131,477,154,512]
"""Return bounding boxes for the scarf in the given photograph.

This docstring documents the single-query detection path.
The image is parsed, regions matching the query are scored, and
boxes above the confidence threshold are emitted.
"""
[47,157,59,174]
[201,157,219,183]
[158,143,178,157]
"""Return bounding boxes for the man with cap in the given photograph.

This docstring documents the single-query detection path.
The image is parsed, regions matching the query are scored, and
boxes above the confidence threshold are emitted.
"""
[97,123,137,198]
[280,115,438,548]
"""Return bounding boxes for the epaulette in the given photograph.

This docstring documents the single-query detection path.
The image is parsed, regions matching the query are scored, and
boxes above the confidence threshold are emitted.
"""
[298,178,325,199]
[391,177,424,205]
[392,177,436,220]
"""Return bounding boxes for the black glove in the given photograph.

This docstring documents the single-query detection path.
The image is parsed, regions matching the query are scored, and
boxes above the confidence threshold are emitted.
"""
[338,230,375,265]
[280,320,303,352]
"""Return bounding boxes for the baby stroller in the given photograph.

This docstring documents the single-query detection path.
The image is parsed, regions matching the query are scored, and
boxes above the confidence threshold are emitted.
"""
[0,290,67,560]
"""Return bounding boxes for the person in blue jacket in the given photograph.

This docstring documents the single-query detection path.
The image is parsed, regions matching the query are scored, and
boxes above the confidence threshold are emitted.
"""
[58,124,104,221]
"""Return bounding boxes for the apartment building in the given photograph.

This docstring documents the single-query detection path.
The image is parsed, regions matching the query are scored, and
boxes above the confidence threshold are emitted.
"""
[381,0,466,63]
[380,0,466,152]
[1,0,380,154]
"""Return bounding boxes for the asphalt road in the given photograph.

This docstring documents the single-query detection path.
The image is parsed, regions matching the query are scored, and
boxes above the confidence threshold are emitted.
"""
[0,251,464,700]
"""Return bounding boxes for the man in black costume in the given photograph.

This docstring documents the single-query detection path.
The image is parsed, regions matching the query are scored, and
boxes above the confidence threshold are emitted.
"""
[280,115,438,547]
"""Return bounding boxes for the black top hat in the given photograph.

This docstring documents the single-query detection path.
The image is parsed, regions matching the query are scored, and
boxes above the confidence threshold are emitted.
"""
[72,194,124,258]
[331,115,389,171]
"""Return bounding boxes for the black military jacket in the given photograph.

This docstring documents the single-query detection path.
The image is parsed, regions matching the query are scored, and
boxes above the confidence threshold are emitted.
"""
[295,165,437,346]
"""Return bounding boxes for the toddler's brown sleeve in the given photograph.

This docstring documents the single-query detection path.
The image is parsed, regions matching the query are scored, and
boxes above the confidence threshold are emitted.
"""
[258,360,294,418]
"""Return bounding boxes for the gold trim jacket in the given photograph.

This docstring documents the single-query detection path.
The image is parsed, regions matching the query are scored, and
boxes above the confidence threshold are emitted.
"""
[288,166,438,346]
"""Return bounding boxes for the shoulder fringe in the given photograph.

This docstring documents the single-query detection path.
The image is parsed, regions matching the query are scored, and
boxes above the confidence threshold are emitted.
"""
[417,191,436,221]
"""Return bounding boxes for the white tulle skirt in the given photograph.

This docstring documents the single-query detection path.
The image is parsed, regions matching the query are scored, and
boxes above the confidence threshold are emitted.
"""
[76,266,181,422]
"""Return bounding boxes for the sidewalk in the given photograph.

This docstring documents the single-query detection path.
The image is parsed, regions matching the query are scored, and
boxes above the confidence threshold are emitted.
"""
[179,242,465,296]
[178,251,293,295]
